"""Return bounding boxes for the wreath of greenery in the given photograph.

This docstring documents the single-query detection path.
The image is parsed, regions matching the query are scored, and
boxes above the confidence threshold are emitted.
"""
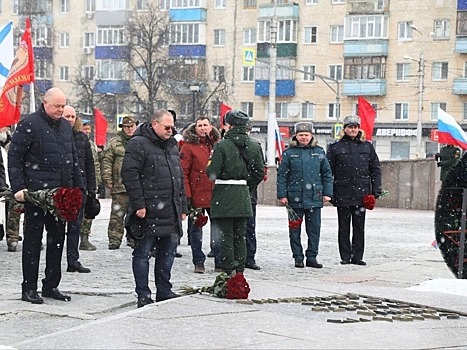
[434,153,467,279]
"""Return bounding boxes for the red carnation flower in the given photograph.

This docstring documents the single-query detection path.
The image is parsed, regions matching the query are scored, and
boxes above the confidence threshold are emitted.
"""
[363,194,376,210]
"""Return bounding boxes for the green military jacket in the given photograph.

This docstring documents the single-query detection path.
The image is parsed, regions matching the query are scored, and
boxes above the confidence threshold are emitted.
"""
[207,127,265,218]
[101,131,131,194]
[439,145,461,182]
[89,140,102,185]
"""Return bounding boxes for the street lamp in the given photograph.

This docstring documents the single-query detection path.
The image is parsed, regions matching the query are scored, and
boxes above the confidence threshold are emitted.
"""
[189,85,199,122]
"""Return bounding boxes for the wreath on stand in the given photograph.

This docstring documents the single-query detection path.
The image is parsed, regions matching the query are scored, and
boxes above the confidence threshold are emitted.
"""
[434,152,467,279]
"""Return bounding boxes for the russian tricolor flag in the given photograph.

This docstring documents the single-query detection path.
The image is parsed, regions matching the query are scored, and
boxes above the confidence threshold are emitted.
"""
[437,108,467,150]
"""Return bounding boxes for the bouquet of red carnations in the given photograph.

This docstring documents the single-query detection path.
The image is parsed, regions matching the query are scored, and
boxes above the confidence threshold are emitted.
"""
[179,271,251,300]
[188,207,208,228]
[0,187,83,222]
[285,204,303,229]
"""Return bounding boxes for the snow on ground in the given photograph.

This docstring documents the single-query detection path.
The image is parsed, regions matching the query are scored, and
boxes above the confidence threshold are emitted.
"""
[409,278,467,297]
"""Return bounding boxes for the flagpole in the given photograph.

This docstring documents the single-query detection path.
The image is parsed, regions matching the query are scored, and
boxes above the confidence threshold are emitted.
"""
[29,82,35,113]
[266,1,278,167]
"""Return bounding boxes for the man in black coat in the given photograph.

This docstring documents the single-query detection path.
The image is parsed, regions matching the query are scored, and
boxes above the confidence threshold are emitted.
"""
[9,88,84,304]
[121,109,188,308]
[327,115,382,266]
[62,105,96,273]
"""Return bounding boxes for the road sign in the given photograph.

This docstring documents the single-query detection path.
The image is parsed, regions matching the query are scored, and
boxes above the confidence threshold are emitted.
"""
[243,48,255,66]
[333,123,343,139]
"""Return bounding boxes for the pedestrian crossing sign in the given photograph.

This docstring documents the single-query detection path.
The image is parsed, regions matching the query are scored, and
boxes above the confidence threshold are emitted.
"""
[333,123,343,139]
[243,48,255,66]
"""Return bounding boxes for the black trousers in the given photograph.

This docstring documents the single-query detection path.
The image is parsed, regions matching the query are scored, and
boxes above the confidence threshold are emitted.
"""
[22,204,66,292]
[337,206,366,261]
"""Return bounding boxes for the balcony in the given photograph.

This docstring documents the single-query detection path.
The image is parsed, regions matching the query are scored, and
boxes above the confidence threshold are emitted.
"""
[169,45,206,58]
[257,43,297,58]
[347,0,386,14]
[258,2,299,19]
[170,8,207,22]
[344,39,388,57]
[342,79,386,96]
[455,37,467,53]
[95,80,131,95]
[95,46,130,60]
[255,80,295,97]
[95,10,131,25]
[453,78,467,95]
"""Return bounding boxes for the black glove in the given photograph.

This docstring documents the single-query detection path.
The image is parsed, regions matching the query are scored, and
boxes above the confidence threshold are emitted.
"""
[437,162,442,167]
[373,191,382,199]
[435,153,440,161]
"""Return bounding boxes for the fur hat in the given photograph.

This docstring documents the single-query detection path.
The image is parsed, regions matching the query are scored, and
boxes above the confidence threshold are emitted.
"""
[294,122,313,134]
[118,116,137,128]
[343,115,361,128]
[225,110,249,126]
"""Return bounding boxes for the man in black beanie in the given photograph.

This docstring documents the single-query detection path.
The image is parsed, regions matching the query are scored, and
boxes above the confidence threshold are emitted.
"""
[206,110,264,275]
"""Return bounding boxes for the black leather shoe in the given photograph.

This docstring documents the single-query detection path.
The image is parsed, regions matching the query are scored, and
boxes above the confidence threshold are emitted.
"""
[306,259,323,268]
[137,296,154,308]
[340,260,351,265]
[351,259,367,266]
[245,262,261,270]
[42,288,71,301]
[67,261,91,273]
[22,290,44,304]
[175,252,182,258]
[155,291,180,302]
[295,261,304,268]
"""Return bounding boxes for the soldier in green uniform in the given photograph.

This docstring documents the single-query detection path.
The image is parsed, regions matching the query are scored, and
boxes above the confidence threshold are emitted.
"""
[436,144,462,182]
[101,116,137,249]
[206,110,264,275]
[79,121,102,250]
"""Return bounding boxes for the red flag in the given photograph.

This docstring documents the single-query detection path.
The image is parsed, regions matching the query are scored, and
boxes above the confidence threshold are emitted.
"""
[357,96,376,141]
[0,18,34,128]
[94,108,108,146]
[219,102,232,128]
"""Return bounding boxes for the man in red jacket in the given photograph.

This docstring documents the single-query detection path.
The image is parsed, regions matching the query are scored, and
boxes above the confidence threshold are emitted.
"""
[180,117,222,273]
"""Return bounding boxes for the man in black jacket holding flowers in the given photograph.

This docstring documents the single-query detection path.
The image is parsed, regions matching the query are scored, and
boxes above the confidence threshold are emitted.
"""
[9,88,84,304]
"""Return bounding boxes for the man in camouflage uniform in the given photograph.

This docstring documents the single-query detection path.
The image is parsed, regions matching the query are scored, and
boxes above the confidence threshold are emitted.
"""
[436,144,462,182]
[101,116,137,249]
[6,202,23,252]
[79,121,102,250]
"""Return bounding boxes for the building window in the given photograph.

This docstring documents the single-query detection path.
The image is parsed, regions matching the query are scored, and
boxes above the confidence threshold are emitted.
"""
[303,65,316,82]
[213,65,225,82]
[0,0,3,14]
[32,25,52,47]
[255,59,294,80]
[96,60,126,79]
[434,20,450,39]
[304,26,317,44]
[59,66,69,81]
[344,57,386,79]
[301,102,314,119]
[430,102,446,121]
[328,64,342,81]
[306,0,318,4]
[396,63,410,81]
[137,0,149,10]
[332,0,345,3]
[215,0,226,8]
[83,65,95,80]
[244,0,256,7]
[463,102,467,120]
[327,103,340,119]
[276,102,288,119]
[170,23,200,44]
[330,25,344,43]
[97,0,130,10]
[398,21,413,41]
[394,103,409,120]
[134,67,147,82]
[60,0,69,13]
[259,20,297,43]
[243,28,256,45]
[214,29,225,46]
[241,102,254,118]
[432,62,448,80]
[391,141,410,160]
[35,60,51,79]
[97,26,125,45]
[86,0,96,12]
[59,33,69,48]
[458,12,467,36]
[84,32,95,48]
[242,66,254,82]
[345,15,388,39]
[171,0,200,8]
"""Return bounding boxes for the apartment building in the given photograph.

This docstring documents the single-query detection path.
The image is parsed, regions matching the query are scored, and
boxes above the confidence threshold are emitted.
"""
[0,0,465,160]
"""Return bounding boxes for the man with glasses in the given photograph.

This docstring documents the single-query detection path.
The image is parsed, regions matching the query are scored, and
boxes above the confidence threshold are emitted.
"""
[122,109,187,308]
[101,116,137,250]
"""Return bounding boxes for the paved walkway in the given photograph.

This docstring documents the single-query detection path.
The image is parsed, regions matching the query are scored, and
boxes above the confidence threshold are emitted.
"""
[1,200,466,349]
